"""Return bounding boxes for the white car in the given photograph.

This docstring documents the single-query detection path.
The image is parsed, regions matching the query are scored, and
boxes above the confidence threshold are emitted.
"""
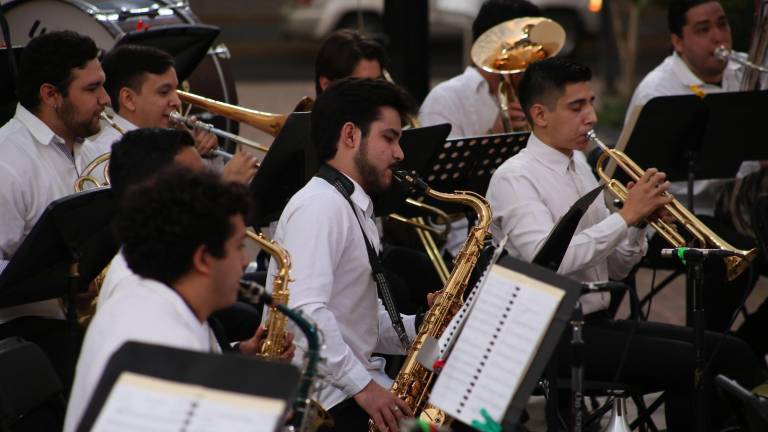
[282,0,602,54]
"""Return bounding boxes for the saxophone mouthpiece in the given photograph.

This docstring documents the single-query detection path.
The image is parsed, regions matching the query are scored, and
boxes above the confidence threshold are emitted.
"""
[238,278,273,305]
[393,168,430,195]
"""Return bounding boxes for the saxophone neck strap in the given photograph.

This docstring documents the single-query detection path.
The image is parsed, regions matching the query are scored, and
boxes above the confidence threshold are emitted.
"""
[315,164,411,350]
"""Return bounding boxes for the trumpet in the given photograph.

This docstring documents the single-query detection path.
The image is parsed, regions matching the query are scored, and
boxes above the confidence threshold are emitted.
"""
[714,46,768,74]
[590,130,756,281]
[168,111,269,162]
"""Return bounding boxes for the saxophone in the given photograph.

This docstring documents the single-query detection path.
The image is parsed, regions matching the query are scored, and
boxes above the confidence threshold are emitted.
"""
[369,169,492,431]
[246,231,334,432]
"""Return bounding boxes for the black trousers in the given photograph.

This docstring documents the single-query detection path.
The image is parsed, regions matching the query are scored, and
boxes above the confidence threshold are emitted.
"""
[555,317,767,431]
[318,398,370,432]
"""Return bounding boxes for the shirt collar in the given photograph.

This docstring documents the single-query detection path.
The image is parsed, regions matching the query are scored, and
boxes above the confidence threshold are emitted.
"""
[112,112,138,132]
[525,132,574,175]
[14,103,68,147]
[464,66,490,95]
[669,51,741,90]
[344,174,374,218]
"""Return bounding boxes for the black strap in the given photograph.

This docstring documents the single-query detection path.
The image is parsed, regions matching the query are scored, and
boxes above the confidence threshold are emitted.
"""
[315,164,411,350]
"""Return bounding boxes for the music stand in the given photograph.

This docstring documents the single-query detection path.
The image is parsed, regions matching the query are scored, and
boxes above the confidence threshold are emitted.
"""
[0,188,117,321]
[113,24,221,82]
[248,112,314,227]
[77,341,301,432]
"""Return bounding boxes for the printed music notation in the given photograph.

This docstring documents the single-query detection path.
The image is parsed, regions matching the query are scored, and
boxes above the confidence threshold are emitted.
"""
[90,372,286,432]
[429,264,564,426]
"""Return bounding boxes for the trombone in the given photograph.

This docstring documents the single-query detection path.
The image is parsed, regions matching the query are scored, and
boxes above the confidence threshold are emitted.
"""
[168,111,269,162]
[590,130,756,281]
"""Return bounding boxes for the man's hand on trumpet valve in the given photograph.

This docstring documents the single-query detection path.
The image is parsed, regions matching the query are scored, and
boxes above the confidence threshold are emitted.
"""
[174,114,219,156]
[222,151,259,185]
[620,168,674,227]
[238,325,297,361]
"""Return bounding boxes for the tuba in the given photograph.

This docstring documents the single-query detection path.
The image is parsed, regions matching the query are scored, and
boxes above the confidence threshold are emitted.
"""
[369,169,492,431]
[590,130,756,281]
[177,90,313,138]
[244,230,333,432]
[471,17,565,132]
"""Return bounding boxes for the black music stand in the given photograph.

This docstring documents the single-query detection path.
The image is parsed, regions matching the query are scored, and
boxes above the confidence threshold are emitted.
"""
[375,130,530,217]
[620,90,768,211]
[533,185,605,272]
[113,24,220,82]
[248,112,314,227]
[77,341,301,432]
[0,188,117,320]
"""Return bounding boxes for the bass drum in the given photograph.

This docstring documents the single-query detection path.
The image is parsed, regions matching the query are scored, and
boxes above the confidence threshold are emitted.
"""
[1,0,239,134]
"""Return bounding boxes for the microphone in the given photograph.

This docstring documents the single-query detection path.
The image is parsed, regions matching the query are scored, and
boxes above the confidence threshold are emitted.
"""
[661,247,741,262]
[580,281,628,294]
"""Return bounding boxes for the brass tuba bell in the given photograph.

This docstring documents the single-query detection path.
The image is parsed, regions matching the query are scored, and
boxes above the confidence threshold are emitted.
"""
[471,17,566,132]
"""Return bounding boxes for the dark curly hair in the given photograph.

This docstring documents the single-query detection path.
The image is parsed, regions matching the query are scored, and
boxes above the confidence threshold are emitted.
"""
[518,57,592,124]
[109,128,195,201]
[16,31,99,112]
[311,77,415,161]
[314,29,388,96]
[102,44,175,112]
[115,168,249,286]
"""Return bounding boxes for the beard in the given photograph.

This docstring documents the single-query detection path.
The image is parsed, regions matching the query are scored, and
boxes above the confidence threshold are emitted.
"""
[353,137,391,195]
[57,99,101,139]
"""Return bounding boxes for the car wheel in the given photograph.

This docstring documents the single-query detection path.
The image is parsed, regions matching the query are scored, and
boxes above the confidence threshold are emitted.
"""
[543,9,581,56]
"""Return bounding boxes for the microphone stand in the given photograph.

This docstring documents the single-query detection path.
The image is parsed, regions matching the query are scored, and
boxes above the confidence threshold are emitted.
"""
[239,279,321,432]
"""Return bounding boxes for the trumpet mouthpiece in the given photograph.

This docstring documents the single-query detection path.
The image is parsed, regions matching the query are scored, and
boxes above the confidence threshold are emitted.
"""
[714,46,729,61]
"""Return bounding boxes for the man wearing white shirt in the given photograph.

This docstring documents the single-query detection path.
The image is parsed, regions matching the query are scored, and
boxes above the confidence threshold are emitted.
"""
[268,78,419,431]
[91,44,258,184]
[626,0,768,355]
[487,57,766,431]
[419,0,541,139]
[64,169,277,432]
[0,31,110,388]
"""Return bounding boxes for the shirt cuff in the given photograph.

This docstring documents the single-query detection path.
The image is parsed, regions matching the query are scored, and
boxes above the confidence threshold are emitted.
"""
[402,314,418,340]
[605,212,630,233]
[338,362,372,397]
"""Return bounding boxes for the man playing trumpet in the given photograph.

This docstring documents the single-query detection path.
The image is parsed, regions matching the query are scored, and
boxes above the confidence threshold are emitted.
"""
[91,44,258,184]
[486,57,767,431]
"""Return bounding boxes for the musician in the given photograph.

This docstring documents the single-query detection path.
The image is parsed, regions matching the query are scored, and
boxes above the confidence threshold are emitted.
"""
[419,0,541,138]
[314,29,387,95]
[92,44,257,184]
[626,0,768,356]
[64,168,290,432]
[0,30,110,388]
[486,57,767,431]
[268,78,418,431]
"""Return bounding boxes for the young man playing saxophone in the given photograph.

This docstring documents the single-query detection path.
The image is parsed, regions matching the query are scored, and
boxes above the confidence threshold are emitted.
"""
[486,57,766,431]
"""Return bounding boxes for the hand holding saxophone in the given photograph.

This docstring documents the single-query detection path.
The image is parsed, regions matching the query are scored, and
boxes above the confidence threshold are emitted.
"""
[238,325,296,361]
[355,380,413,432]
[619,168,674,226]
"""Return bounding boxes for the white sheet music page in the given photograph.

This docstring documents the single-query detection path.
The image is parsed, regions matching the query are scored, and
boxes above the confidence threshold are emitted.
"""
[90,372,286,432]
[428,264,564,426]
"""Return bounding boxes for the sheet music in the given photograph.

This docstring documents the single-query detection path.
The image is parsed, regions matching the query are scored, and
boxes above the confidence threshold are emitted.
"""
[91,372,286,432]
[429,264,564,426]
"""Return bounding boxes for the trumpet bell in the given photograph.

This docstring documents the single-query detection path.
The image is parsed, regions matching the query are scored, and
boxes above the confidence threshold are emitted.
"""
[471,17,566,74]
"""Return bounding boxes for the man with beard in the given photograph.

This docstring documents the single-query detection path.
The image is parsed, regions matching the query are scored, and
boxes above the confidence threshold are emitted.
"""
[0,30,110,389]
[267,78,418,431]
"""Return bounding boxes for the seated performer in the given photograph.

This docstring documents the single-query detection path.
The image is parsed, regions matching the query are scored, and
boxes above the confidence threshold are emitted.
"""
[314,29,387,96]
[91,44,257,184]
[626,0,768,354]
[268,78,419,432]
[0,30,110,388]
[419,0,541,138]
[486,57,767,431]
[64,168,293,432]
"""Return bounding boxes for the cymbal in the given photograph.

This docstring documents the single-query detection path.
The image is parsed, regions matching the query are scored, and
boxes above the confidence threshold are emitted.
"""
[471,17,566,75]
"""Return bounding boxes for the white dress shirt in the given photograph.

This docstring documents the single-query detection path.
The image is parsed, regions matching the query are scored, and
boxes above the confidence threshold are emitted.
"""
[64,277,218,432]
[267,175,417,410]
[486,133,648,314]
[625,52,758,216]
[96,251,135,309]
[0,104,108,323]
[419,66,499,139]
